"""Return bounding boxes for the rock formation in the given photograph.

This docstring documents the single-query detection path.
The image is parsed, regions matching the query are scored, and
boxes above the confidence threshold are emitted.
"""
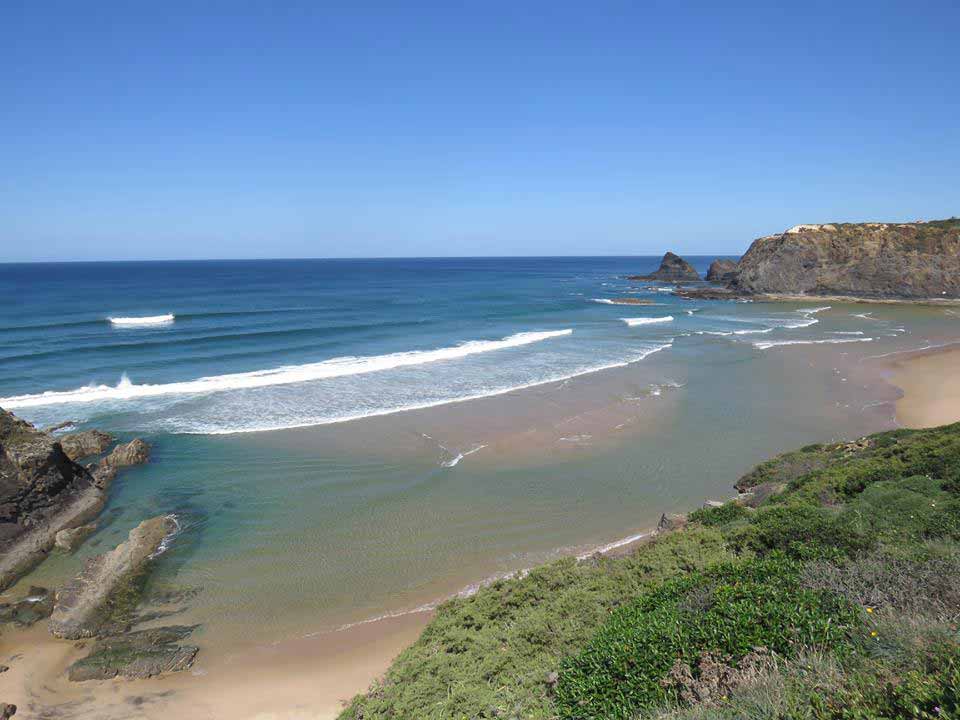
[705,258,737,283]
[58,430,114,461]
[103,438,150,468]
[730,219,960,299]
[49,515,175,639]
[0,410,110,590]
[54,522,97,552]
[629,252,700,282]
[67,625,199,681]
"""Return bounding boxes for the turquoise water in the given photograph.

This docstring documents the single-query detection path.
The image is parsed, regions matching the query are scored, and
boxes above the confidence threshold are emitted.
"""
[2,258,957,646]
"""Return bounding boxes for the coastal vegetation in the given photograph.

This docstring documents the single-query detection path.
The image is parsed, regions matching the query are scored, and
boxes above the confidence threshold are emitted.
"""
[341,422,960,719]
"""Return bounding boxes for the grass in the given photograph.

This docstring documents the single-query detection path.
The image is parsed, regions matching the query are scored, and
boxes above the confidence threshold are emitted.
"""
[340,422,960,720]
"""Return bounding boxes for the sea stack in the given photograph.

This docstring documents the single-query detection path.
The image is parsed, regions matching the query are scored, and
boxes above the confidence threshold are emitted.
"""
[630,252,700,282]
[705,258,737,283]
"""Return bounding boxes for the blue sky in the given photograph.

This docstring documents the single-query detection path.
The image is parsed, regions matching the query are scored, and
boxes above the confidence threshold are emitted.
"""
[3,1,958,261]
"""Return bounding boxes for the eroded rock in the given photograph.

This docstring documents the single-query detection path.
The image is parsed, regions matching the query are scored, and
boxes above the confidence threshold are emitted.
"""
[59,430,114,462]
[54,522,97,553]
[705,258,737,283]
[67,625,199,681]
[657,513,688,533]
[49,516,175,639]
[629,252,700,282]
[103,439,150,469]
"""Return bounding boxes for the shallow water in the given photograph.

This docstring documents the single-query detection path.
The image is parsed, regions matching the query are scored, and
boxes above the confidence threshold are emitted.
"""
[3,258,959,652]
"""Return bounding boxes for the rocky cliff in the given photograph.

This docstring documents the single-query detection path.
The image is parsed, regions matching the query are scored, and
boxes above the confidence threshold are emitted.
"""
[730,219,960,299]
[630,252,700,282]
[705,258,737,283]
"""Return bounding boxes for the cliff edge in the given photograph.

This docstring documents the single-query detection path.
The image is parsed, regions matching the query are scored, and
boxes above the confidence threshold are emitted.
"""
[730,218,960,299]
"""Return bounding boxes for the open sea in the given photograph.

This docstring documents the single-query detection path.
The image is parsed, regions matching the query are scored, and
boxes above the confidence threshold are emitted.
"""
[3,257,959,651]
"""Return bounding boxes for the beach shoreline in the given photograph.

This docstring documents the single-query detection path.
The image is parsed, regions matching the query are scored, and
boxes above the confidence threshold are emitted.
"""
[886,343,960,428]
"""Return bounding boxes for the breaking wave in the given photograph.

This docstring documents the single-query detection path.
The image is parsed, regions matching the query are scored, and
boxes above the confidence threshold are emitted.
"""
[0,329,574,409]
[108,314,175,326]
[622,316,673,326]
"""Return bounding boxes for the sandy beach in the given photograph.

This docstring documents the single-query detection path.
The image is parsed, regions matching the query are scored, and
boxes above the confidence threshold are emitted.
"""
[888,344,960,428]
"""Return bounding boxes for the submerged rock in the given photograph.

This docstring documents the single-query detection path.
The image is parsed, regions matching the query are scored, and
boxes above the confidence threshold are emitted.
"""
[49,516,175,639]
[54,522,97,553]
[705,258,737,283]
[103,439,150,468]
[629,252,700,282]
[0,409,108,591]
[0,702,15,719]
[0,586,54,626]
[59,430,114,462]
[67,625,199,681]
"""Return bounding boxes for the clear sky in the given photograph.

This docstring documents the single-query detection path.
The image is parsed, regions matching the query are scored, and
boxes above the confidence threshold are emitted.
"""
[3,1,958,261]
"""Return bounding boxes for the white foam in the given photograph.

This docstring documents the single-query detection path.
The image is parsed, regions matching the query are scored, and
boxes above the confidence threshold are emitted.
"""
[798,306,832,315]
[442,444,488,468]
[593,299,661,306]
[108,314,175,326]
[622,316,673,326]
[829,331,865,335]
[754,337,874,350]
[0,329,574,409]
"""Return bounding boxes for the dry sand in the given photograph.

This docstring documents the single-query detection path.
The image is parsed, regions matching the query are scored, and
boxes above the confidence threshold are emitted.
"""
[888,345,960,428]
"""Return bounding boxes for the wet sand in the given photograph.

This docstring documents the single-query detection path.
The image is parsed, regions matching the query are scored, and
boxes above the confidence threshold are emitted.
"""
[888,344,960,428]
[1,611,430,720]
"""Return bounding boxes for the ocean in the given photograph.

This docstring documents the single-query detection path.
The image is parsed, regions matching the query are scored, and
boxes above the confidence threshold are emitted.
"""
[2,257,958,649]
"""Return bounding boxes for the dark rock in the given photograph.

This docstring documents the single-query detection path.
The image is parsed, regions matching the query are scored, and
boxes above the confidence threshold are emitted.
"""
[705,258,738,283]
[103,439,150,468]
[0,665,8,673]
[0,702,15,719]
[629,252,700,282]
[67,625,199,681]
[43,421,76,434]
[673,286,748,301]
[731,219,960,299]
[59,430,114,461]
[657,513,687,533]
[0,410,106,590]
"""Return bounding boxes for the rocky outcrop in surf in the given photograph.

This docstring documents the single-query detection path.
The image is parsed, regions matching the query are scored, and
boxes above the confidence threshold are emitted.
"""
[59,430,114,461]
[629,252,700,282]
[103,438,150,468]
[49,515,175,639]
[729,219,960,299]
[705,258,737,283]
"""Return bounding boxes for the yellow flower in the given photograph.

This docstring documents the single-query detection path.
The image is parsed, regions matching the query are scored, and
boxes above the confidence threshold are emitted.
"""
[866,607,873,613]
[870,630,878,637]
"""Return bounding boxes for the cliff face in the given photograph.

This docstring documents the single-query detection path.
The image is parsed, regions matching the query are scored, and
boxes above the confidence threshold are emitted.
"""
[731,219,960,299]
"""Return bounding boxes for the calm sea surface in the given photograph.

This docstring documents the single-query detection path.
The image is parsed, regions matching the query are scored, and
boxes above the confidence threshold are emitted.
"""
[2,257,957,646]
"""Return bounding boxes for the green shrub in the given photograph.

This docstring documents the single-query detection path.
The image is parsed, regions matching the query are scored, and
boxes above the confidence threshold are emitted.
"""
[555,556,860,720]
[688,503,750,527]
[736,503,875,559]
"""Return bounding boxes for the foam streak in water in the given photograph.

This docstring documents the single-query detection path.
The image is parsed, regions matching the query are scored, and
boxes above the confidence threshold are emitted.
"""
[0,329,574,409]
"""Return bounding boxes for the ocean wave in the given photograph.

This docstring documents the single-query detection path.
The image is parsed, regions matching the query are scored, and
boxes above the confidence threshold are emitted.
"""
[622,316,673,326]
[191,342,674,434]
[0,329,574,409]
[753,337,874,350]
[108,314,175,326]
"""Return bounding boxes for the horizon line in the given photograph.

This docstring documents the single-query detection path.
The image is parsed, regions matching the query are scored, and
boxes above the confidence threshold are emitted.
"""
[0,252,743,266]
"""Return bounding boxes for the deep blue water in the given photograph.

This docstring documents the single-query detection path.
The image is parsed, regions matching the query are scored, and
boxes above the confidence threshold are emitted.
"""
[1,256,741,432]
